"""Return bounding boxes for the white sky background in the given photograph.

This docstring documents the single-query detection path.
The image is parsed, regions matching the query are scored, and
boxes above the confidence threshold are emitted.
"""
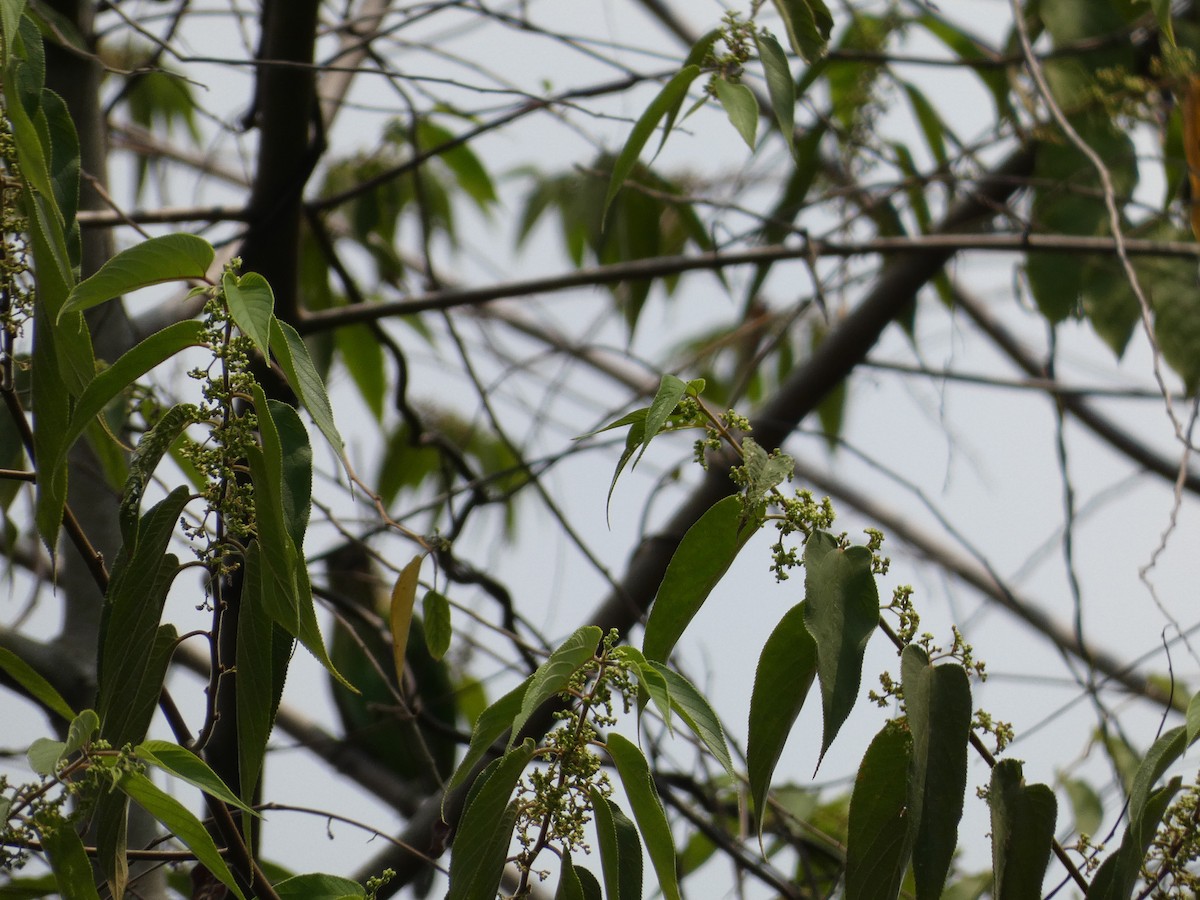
[6,0,1200,895]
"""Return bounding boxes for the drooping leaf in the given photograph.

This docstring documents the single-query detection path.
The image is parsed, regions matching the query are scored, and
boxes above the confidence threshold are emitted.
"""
[422,590,452,660]
[901,645,971,900]
[267,399,313,547]
[613,645,673,727]
[988,759,1057,900]
[770,0,834,62]
[135,740,258,816]
[803,532,879,766]
[37,823,102,900]
[509,625,601,745]
[603,66,701,223]
[643,495,757,662]
[748,602,818,832]
[58,233,213,320]
[447,740,535,900]
[714,78,758,149]
[1187,690,1200,746]
[118,770,247,900]
[222,270,274,355]
[334,323,387,421]
[845,719,913,900]
[557,852,603,900]
[605,733,680,900]
[1128,726,1187,831]
[649,661,735,780]
[755,31,796,159]
[445,676,532,796]
[390,555,423,690]
[269,318,345,468]
[119,403,202,545]
[0,647,75,721]
[1062,777,1103,838]
[592,790,644,900]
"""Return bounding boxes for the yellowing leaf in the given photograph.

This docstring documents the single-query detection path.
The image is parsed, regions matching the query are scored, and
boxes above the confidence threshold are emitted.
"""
[390,555,423,692]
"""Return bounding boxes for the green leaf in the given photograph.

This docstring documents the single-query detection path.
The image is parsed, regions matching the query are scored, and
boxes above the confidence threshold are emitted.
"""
[135,740,258,816]
[755,32,796,159]
[42,88,79,247]
[59,234,213,321]
[334,323,387,421]
[31,305,70,548]
[714,78,758,149]
[1187,690,1200,746]
[37,823,102,900]
[63,709,98,757]
[643,495,757,662]
[422,590,452,660]
[770,0,834,62]
[613,645,673,727]
[603,66,701,223]
[447,740,536,900]
[1128,726,1187,831]
[1062,777,1103,837]
[269,318,345,468]
[592,791,644,900]
[1153,0,1176,46]
[222,271,274,355]
[901,645,971,900]
[747,602,818,833]
[1087,779,1178,900]
[417,119,498,211]
[26,737,65,775]
[444,676,532,795]
[648,661,735,780]
[274,874,366,900]
[267,399,313,547]
[741,436,793,503]
[118,769,247,900]
[0,1,28,53]
[509,625,601,745]
[845,720,913,900]
[802,532,879,766]
[557,852,603,900]
[0,647,75,721]
[119,403,202,545]
[988,759,1057,900]
[901,81,949,167]
[636,374,690,466]
[605,733,680,900]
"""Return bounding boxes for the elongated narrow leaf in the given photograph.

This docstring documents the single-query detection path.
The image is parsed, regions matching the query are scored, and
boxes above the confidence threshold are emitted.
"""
[509,625,601,744]
[748,602,818,832]
[37,823,102,900]
[614,645,673,726]
[845,720,913,900]
[603,66,701,223]
[1188,691,1200,746]
[803,532,879,766]
[390,555,423,690]
[756,31,796,159]
[267,399,312,547]
[135,740,258,816]
[557,851,603,900]
[901,645,971,900]
[744,602,820,835]
[714,78,758,148]
[643,495,757,662]
[592,790,643,900]
[445,676,532,795]
[447,740,535,900]
[649,661,735,780]
[0,647,75,721]
[269,318,345,468]
[636,374,689,466]
[222,271,274,354]
[989,759,1057,900]
[274,873,366,900]
[119,770,246,900]
[32,291,71,549]
[0,1,27,53]
[422,590,452,660]
[1087,779,1179,900]
[606,733,680,900]
[770,0,834,62]
[59,234,213,320]
[1128,726,1187,830]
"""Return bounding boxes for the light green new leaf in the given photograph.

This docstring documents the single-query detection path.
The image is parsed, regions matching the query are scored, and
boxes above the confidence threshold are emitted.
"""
[748,602,818,833]
[63,709,98,758]
[0,647,75,721]
[603,65,701,224]
[37,823,102,900]
[135,740,258,816]
[274,873,366,900]
[269,318,345,469]
[509,625,601,745]
[649,661,735,780]
[0,1,27,52]
[119,770,246,900]
[742,436,793,504]
[643,495,757,662]
[27,737,65,775]
[1152,0,1175,47]
[222,271,274,355]
[803,532,879,767]
[606,733,680,900]
[613,645,673,727]
[714,78,758,149]
[845,720,913,900]
[422,590,452,660]
[770,0,834,62]
[901,645,971,900]
[988,759,1057,900]
[444,675,532,796]
[59,234,213,321]
[637,374,690,466]
[592,790,643,900]
[447,740,535,900]
[755,32,796,158]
